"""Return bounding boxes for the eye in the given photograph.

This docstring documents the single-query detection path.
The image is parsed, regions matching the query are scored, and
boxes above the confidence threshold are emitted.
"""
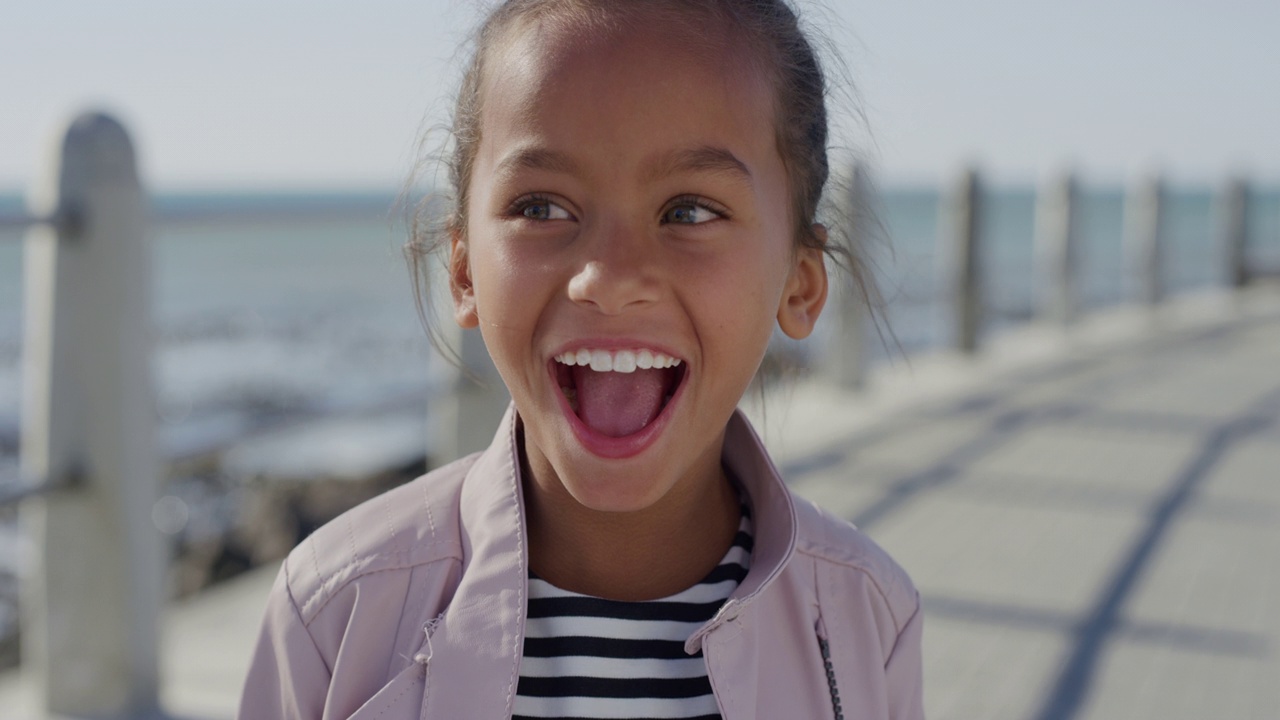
[662,197,725,225]
[514,195,571,221]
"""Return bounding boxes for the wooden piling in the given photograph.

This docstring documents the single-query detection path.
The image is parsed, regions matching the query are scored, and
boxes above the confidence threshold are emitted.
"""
[1034,171,1079,324]
[1124,173,1165,305]
[942,167,983,353]
[20,112,163,717]
[1216,177,1249,288]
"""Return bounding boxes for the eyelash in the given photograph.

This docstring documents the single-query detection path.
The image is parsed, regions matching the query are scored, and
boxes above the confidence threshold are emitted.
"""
[505,194,731,223]
[508,193,567,221]
[662,195,729,224]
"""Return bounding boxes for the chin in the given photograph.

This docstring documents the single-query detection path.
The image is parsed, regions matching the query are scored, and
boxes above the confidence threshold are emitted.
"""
[556,455,678,514]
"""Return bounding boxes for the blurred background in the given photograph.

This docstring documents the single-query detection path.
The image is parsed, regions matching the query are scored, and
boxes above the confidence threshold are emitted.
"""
[1,1,1278,718]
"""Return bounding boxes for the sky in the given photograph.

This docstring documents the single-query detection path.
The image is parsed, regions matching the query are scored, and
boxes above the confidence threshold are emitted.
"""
[2,0,1278,192]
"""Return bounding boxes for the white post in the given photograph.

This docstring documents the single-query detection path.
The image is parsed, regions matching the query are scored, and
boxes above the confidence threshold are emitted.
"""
[442,328,510,462]
[942,167,982,353]
[1215,176,1249,288]
[1034,170,1079,324]
[20,112,163,718]
[824,162,869,389]
[1124,173,1165,305]
[425,260,511,464]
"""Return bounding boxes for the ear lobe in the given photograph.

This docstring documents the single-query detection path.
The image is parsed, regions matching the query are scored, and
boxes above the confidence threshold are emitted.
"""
[776,224,829,340]
[449,229,480,329]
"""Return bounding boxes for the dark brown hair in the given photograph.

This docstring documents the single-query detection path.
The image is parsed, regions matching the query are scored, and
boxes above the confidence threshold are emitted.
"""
[404,0,883,361]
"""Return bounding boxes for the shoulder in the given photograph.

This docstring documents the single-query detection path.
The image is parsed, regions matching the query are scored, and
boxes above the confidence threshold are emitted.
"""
[789,491,919,632]
[279,452,482,626]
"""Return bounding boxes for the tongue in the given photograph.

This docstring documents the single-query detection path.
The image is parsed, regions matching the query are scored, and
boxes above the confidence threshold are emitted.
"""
[573,367,667,438]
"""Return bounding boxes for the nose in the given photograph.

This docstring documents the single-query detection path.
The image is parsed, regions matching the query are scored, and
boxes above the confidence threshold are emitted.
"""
[567,221,660,315]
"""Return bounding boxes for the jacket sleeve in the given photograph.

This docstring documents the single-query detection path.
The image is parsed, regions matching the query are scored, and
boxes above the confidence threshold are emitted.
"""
[885,590,925,720]
[237,561,332,720]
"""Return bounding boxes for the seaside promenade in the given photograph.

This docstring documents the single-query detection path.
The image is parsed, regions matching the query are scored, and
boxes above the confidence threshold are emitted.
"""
[2,283,1278,719]
[758,283,1280,720]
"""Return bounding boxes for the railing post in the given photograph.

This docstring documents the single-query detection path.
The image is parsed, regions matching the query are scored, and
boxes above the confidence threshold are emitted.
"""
[1124,173,1165,305]
[824,161,870,389]
[1034,170,1079,324]
[1215,176,1249,288]
[425,253,510,464]
[20,112,163,718]
[941,167,983,353]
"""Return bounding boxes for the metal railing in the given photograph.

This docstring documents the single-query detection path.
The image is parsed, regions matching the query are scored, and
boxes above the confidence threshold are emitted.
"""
[2,210,69,510]
[1,200,395,236]
[0,211,55,233]
[0,469,82,508]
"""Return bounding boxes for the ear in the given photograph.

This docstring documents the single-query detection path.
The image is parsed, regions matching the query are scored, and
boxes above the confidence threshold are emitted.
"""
[776,224,829,340]
[449,228,480,329]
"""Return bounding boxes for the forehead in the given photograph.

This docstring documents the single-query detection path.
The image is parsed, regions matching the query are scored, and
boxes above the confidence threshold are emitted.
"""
[476,11,777,174]
[495,6,760,78]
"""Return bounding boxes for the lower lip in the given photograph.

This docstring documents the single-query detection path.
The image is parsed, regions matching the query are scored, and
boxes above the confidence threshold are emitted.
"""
[549,364,688,460]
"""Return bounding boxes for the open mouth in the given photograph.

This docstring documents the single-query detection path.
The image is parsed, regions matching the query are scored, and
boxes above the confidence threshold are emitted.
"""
[552,348,687,438]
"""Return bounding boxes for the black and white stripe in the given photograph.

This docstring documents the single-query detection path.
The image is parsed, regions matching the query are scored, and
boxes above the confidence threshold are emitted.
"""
[513,508,753,720]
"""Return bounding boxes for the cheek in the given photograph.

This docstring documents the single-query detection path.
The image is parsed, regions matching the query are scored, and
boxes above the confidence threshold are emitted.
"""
[466,233,571,383]
[682,248,789,348]
[469,229,549,313]
[468,238,542,376]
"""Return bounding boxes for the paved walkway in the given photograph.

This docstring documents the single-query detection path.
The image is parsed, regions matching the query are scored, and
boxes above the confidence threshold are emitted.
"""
[2,285,1278,719]
[754,285,1280,720]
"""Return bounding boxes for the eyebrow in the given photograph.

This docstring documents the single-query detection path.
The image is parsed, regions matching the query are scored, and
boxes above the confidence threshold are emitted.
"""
[493,144,753,187]
[494,147,580,182]
[644,145,753,187]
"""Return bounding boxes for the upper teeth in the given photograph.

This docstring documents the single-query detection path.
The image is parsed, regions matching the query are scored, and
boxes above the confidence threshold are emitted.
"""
[555,348,682,373]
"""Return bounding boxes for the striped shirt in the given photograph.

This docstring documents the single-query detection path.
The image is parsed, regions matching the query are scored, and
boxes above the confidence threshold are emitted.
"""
[513,507,754,720]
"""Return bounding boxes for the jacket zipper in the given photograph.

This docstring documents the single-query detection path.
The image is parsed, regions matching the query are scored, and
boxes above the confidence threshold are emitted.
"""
[817,635,844,720]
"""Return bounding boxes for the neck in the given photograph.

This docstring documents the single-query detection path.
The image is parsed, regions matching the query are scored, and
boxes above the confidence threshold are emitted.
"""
[521,441,742,602]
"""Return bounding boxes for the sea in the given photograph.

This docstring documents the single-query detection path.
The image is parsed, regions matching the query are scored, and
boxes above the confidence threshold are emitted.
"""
[0,185,1278,645]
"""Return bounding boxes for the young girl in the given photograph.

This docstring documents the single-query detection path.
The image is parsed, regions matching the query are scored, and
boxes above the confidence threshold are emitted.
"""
[240,1,923,718]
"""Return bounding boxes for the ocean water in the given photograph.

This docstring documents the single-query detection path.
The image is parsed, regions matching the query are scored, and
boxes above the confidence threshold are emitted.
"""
[0,193,435,465]
[823,184,1280,360]
[0,184,1278,648]
[0,192,441,645]
[1,186,1279,467]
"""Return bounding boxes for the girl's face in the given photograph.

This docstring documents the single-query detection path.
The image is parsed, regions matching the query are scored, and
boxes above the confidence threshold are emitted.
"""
[453,18,827,512]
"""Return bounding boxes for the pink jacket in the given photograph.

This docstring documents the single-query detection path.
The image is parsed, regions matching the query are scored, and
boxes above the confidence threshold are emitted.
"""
[239,406,924,719]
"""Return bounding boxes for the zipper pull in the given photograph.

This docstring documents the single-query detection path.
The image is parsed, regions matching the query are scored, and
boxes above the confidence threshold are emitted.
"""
[413,613,445,665]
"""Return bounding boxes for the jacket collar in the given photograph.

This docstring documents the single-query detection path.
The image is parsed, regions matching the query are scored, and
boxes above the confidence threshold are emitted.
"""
[420,404,797,717]
[685,409,798,652]
[419,404,527,718]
